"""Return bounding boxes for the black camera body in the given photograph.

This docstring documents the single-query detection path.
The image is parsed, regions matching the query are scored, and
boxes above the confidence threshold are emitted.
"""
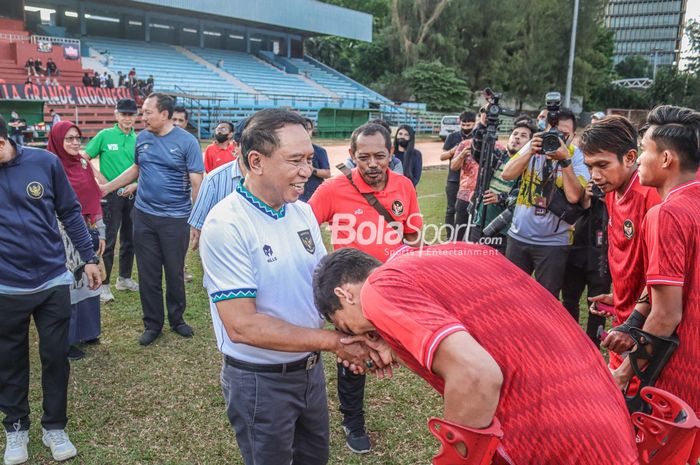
[540,91,565,154]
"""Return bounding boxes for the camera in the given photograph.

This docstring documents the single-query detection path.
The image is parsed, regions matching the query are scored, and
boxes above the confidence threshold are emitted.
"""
[590,182,605,199]
[482,190,518,237]
[540,92,565,154]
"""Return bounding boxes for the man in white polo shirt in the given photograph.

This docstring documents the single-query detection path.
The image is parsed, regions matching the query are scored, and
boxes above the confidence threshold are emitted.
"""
[199,109,377,465]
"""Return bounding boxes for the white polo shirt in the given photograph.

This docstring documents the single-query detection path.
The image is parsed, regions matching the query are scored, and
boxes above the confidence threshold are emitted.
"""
[200,179,327,364]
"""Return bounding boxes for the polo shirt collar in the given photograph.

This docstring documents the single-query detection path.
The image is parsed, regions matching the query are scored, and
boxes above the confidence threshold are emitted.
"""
[351,167,394,194]
[235,179,286,220]
[113,123,135,136]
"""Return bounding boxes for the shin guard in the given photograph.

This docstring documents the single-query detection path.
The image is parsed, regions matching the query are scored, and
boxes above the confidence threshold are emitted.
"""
[428,417,503,465]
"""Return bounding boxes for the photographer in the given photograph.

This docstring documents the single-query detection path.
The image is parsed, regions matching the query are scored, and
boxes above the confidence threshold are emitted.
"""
[560,179,610,344]
[451,111,495,241]
[472,117,536,253]
[501,103,589,297]
[440,111,476,231]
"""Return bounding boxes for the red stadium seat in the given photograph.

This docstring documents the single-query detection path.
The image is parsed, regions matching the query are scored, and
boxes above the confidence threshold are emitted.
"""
[633,387,700,465]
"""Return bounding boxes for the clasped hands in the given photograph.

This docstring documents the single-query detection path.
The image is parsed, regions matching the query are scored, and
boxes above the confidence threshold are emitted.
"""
[334,332,400,379]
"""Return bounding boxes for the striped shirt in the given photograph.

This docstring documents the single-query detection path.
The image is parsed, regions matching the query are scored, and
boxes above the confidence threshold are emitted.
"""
[188,160,243,230]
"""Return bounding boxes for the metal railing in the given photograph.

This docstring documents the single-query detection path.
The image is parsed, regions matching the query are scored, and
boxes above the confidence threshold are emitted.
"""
[0,33,29,42]
[30,35,81,48]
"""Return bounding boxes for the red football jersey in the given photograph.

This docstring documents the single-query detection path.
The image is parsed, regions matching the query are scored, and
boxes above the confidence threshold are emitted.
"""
[309,168,422,263]
[643,180,700,414]
[361,243,639,465]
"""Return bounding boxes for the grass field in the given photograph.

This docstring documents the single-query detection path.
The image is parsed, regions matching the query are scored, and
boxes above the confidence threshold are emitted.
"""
[17,168,596,465]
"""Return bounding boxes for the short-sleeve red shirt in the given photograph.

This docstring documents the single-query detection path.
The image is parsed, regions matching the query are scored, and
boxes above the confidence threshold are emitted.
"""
[204,142,236,173]
[360,243,639,465]
[643,180,700,414]
[606,171,661,325]
[308,168,422,262]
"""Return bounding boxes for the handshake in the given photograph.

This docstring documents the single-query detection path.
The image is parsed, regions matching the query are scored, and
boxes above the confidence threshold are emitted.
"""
[334,332,400,379]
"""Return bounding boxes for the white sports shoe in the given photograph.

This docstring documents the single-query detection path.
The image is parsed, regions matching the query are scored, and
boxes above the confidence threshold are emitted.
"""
[4,424,28,465]
[115,277,139,292]
[99,285,115,303]
[42,429,77,462]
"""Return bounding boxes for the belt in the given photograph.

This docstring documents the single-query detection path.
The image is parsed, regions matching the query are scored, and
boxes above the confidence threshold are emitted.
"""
[224,352,320,373]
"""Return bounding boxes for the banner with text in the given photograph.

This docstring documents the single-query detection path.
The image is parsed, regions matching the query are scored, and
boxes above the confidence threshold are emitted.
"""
[0,83,133,106]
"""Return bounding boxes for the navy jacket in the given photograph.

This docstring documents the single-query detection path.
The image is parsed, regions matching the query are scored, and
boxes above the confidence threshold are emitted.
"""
[0,142,94,289]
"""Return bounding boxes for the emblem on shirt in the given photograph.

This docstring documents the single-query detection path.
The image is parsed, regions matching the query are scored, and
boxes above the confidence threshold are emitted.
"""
[80,158,88,170]
[623,219,634,240]
[354,208,363,215]
[107,144,118,151]
[26,181,44,199]
[391,200,404,216]
[263,244,277,263]
[297,230,316,255]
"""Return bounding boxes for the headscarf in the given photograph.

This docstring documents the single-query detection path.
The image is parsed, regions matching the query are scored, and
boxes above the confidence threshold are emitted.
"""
[48,120,103,223]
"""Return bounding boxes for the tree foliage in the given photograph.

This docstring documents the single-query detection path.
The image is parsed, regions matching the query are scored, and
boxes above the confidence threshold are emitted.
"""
[615,56,650,79]
[311,0,700,111]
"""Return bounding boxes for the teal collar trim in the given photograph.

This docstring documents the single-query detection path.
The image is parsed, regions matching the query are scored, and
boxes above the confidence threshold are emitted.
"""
[236,179,286,220]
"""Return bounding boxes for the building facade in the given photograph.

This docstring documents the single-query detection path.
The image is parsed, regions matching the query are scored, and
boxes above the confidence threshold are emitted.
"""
[604,0,688,69]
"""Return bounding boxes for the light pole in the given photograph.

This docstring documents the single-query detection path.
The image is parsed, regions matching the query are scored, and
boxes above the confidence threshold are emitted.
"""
[564,0,580,107]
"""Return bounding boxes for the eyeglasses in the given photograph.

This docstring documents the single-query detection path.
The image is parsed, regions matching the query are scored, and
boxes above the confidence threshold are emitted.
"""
[64,136,82,143]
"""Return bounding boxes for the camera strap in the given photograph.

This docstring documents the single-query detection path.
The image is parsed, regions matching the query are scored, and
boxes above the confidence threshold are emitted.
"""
[335,163,400,232]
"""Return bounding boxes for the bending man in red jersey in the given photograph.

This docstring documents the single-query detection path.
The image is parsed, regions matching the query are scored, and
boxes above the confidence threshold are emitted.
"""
[609,105,700,417]
[312,243,639,465]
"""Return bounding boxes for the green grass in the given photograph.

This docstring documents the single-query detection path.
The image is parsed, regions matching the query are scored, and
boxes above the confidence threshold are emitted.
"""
[18,168,598,464]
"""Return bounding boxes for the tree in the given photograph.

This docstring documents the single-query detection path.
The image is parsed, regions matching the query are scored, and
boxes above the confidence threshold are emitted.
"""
[614,55,650,79]
[401,61,469,111]
[388,0,453,66]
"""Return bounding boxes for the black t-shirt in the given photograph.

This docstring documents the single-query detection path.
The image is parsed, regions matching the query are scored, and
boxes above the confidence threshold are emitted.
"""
[25,59,34,68]
[443,130,466,183]
[569,197,610,275]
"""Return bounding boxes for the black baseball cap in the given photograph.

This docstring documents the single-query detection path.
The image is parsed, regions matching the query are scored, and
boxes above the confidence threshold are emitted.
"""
[116,99,138,114]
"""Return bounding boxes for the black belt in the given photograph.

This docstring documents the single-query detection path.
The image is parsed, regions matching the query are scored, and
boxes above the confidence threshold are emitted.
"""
[224,352,320,373]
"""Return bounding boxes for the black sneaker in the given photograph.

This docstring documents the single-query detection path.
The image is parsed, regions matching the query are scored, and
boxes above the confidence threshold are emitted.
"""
[172,323,194,338]
[343,426,371,454]
[138,329,161,346]
[67,346,85,361]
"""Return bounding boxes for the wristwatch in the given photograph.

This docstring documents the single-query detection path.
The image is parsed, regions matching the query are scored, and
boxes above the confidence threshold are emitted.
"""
[559,157,572,168]
[85,255,100,265]
[312,168,318,176]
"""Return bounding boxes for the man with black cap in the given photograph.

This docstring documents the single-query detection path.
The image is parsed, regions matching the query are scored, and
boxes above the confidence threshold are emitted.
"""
[84,98,139,303]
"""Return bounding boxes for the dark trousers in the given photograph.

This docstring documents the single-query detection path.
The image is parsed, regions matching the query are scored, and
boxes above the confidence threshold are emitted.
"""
[0,286,71,432]
[506,236,570,297]
[337,363,366,432]
[221,361,329,465]
[561,261,610,345]
[454,198,471,242]
[444,181,459,234]
[133,208,189,332]
[102,192,135,283]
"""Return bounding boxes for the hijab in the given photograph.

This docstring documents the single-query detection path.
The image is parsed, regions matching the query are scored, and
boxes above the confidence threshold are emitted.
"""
[47,121,103,222]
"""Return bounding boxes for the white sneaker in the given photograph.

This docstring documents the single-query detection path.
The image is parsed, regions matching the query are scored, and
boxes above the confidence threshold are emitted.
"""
[115,277,139,292]
[4,425,28,465]
[99,285,115,303]
[41,429,77,462]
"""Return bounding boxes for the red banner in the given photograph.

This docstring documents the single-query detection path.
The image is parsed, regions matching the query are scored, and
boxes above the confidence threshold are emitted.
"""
[0,83,133,106]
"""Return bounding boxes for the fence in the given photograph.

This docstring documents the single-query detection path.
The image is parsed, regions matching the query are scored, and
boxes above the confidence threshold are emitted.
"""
[30,35,81,48]
[0,33,29,42]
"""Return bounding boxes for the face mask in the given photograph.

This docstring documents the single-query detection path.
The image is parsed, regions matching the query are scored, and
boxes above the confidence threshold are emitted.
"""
[215,133,229,144]
[461,128,471,137]
[397,139,410,148]
[537,119,546,131]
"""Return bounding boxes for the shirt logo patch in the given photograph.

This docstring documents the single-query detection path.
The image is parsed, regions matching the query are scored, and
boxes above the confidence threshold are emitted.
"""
[391,200,404,216]
[107,144,119,151]
[297,230,316,255]
[26,181,44,199]
[263,244,277,263]
[354,208,363,215]
[623,219,634,240]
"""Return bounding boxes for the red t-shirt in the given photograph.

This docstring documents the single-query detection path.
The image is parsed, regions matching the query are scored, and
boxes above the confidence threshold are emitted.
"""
[606,171,661,324]
[204,143,236,173]
[309,169,422,262]
[643,180,700,414]
[361,243,639,465]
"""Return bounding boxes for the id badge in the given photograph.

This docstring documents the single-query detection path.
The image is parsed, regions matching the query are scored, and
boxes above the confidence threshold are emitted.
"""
[534,195,547,216]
